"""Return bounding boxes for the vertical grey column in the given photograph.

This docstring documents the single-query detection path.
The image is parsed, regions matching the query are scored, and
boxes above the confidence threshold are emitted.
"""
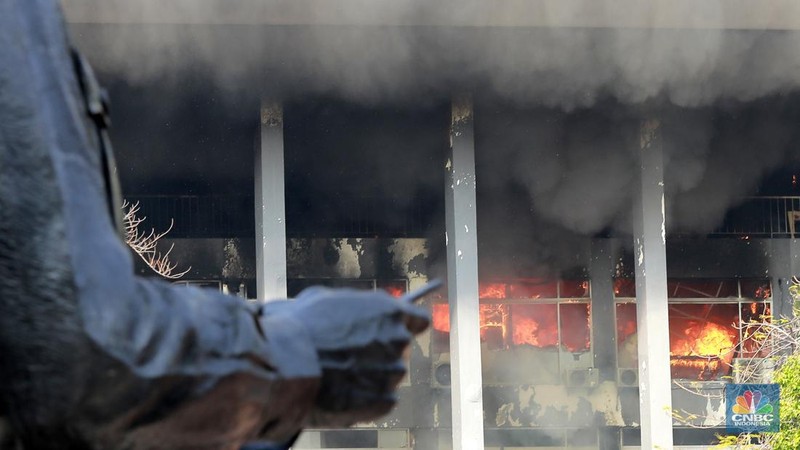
[255,102,287,300]
[445,96,485,450]
[589,239,621,450]
[769,241,791,320]
[769,239,800,319]
[590,239,618,381]
[632,119,673,449]
[788,239,800,316]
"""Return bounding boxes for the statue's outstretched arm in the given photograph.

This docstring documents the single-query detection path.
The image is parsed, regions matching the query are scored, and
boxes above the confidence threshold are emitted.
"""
[0,2,430,449]
[0,2,320,448]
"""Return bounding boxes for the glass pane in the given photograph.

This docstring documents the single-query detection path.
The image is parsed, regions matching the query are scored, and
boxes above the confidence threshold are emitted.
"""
[667,279,738,298]
[616,303,638,368]
[332,279,375,290]
[560,303,591,352]
[614,278,636,298]
[507,279,559,299]
[560,279,590,298]
[377,280,407,297]
[480,304,509,350]
[479,282,507,299]
[740,302,772,358]
[434,303,550,351]
[509,304,559,348]
[475,303,560,384]
[431,303,450,353]
[669,303,740,380]
[432,303,450,333]
[740,279,772,299]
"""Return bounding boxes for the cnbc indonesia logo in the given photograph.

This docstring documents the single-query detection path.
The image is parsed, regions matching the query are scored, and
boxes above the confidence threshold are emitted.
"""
[732,390,773,422]
[727,385,780,433]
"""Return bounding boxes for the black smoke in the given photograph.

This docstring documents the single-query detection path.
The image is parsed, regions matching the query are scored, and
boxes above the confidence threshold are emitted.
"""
[66,14,800,268]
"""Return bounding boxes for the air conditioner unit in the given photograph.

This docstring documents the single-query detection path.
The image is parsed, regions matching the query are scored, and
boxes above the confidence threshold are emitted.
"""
[733,358,775,384]
[565,367,599,388]
[617,368,639,387]
[432,353,451,388]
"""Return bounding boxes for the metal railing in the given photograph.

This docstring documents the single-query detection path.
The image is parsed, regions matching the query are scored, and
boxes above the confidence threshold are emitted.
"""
[125,195,254,238]
[125,194,435,238]
[286,196,434,237]
[125,195,800,239]
[708,196,800,238]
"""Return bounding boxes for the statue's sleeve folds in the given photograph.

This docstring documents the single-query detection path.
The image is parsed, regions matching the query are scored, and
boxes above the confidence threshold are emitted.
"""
[0,1,319,449]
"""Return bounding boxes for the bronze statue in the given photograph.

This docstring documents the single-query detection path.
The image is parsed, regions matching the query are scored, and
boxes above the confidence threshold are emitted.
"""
[0,1,432,449]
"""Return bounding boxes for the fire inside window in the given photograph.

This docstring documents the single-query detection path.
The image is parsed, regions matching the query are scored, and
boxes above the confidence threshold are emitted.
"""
[432,280,591,382]
[615,278,772,381]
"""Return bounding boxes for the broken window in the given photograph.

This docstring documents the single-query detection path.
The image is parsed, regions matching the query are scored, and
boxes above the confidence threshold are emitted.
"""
[740,301,772,358]
[431,279,591,384]
[614,278,772,381]
[668,303,740,380]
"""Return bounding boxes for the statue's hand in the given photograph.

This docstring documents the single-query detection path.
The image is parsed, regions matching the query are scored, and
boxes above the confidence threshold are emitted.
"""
[259,285,430,427]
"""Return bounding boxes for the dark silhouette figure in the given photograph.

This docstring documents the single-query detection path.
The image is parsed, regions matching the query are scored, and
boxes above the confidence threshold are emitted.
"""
[0,2,431,449]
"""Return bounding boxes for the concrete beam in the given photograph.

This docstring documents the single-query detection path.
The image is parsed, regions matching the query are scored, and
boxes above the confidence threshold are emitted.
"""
[62,0,800,30]
[445,95,485,450]
[255,102,287,300]
[632,119,673,449]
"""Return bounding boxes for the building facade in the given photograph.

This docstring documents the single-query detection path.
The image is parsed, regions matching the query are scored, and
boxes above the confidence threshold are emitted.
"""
[65,2,800,448]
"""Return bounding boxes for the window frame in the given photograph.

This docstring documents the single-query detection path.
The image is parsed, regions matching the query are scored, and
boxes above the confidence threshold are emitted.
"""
[613,278,772,381]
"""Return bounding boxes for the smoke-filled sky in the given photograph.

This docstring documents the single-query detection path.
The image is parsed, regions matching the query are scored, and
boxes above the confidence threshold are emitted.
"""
[69,22,800,108]
[64,9,800,256]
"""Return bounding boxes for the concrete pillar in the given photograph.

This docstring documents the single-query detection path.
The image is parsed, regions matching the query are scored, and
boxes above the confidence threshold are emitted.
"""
[255,101,287,300]
[769,239,800,319]
[445,95,485,450]
[590,239,622,450]
[590,239,618,382]
[632,119,673,449]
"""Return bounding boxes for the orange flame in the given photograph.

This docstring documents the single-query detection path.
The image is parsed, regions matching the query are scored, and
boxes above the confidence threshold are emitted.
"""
[432,304,450,333]
[382,285,405,298]
[671,357,723,380]
[479,283,506,299]
[480,304,506,328]
[429,280,589,351]
[670,321,737,357]
[511,315,542,346]
[511,305,559,348]
[432,302,589,352]
[669,305,739,380]
[618,303,744,380]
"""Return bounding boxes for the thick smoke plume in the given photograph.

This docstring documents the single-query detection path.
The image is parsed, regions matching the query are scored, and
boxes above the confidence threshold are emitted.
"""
[477,100,800,240]
[65,1,800,246]
[66,1,800,107]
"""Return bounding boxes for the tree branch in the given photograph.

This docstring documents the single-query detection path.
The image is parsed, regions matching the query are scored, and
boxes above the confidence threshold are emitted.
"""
[123,201,190,279]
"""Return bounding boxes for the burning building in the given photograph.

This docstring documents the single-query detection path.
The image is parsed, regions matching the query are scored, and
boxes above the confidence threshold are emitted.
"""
[63,1,800,449]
